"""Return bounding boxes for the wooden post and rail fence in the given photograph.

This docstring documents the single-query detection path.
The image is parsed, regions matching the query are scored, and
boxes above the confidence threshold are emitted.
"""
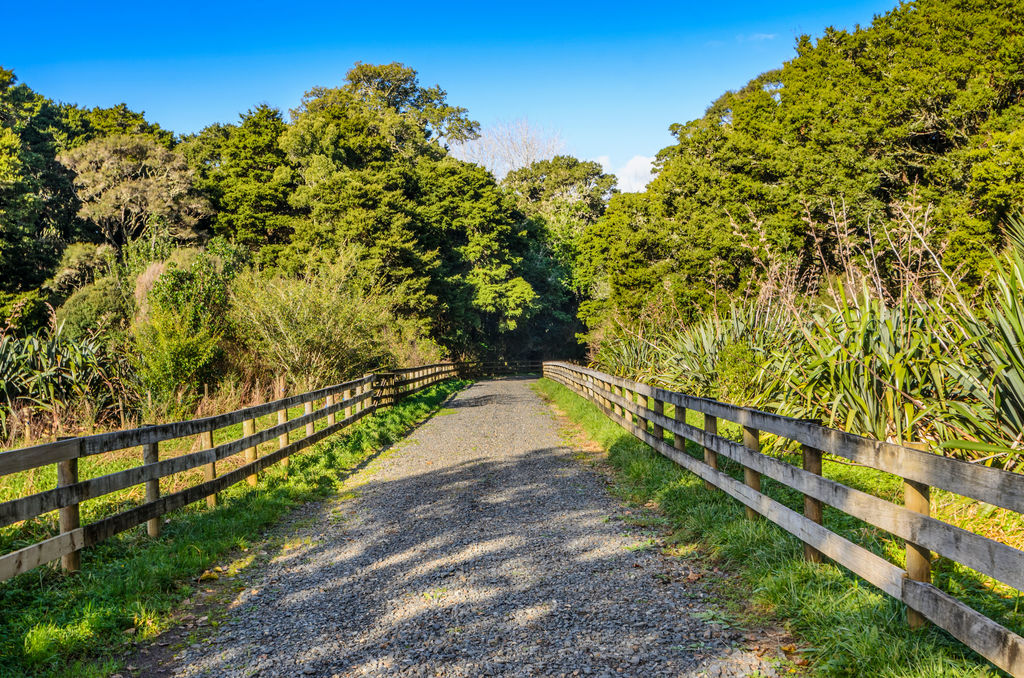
[543,361,1024,677]
[0,360,539,585]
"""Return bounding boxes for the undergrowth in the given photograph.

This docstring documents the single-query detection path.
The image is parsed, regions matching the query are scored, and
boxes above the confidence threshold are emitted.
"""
[0,379,468,678]
[535,377,1017,678]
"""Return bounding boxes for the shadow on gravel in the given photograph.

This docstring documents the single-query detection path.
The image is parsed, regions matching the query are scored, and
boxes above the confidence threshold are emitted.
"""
[169,383,768,678]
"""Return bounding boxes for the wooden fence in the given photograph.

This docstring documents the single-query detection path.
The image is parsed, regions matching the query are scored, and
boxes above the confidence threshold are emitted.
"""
[543,361,1024,677]
[0,360,541,583]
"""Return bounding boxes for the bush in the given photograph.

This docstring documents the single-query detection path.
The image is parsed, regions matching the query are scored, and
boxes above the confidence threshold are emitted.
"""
[55,278,128,341]
[132,307,221,417]
[715,341,759,405]
[45,242,114,297]
[0,289,52,335]
[229,255,439,390]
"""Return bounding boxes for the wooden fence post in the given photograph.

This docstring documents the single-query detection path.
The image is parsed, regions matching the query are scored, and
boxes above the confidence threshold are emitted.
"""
[202,429,217,508]
[326,394,336,427]
[904,442,932,630]
[703,414,718,491]
[302,399,313,440]
[802,444,823,562]
[143,437,160,537]
[742,426,762,520]
[244,418,257,487]
[651,397,664,444]
[613,385,623,417]
[274,377,289,469]
[673,403,686,456]
[57,438,81,572]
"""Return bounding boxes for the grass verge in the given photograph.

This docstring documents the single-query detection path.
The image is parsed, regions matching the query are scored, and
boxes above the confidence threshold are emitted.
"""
[534,377,1014,678]
[0,379,469,678]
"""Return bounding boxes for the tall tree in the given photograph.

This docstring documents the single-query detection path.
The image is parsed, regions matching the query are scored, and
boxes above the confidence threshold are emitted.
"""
[0,68,82,293]
[59,134,209,249]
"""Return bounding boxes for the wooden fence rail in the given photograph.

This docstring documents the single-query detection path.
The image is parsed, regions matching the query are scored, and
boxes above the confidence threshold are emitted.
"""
[543,361,1024,677]
[0,360,542,584]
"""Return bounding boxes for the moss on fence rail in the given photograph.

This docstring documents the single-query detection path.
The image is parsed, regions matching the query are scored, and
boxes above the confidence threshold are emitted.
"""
[0,379,467,678]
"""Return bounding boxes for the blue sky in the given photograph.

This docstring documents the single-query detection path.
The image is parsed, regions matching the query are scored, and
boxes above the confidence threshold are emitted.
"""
[4,0,898,190]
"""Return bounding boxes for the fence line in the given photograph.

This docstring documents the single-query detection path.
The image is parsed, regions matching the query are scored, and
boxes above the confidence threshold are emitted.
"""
[543,361,1024,677]
[0,360,541,582]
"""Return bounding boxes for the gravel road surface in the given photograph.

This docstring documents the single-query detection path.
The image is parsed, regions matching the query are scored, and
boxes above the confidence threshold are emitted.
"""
[162,378,781,677]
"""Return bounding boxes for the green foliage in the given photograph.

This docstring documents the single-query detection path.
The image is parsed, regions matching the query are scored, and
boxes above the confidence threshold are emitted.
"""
[132,306,221,416]
[0,289,52,335]
[578,0,1024,331]
[0,68,84,293]
[181,105,298,249]
[768,287,964,445]
[0,325,132,439]
[228,254,439,389]
[58,134,209,249]
[44,242,115,297]
[715,342,760,404]
[55,277,128,341]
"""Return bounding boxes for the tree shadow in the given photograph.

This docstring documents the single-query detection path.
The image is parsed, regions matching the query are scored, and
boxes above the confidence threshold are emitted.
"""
[163,381,770,678]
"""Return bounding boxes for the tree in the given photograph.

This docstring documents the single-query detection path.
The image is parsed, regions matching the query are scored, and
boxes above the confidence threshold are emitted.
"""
[576,0,1024,336]
[59,134,209,249]
[181,106,297,251]
[345,62,479,146]
[0,68,83,294]
[451,118,564,179]
[58,102,174,149]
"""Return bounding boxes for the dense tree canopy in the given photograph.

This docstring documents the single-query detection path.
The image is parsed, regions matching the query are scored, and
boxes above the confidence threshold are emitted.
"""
[577,0,1024,331]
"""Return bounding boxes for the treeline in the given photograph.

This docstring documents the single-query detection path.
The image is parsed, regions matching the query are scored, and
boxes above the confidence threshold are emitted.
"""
[0,63,611,441]
[577,0,1023,326]
[576,0,1024,468]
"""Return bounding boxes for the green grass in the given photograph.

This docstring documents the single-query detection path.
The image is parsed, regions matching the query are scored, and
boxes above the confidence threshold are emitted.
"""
[535,377,1018,678]
[0,379,468,678]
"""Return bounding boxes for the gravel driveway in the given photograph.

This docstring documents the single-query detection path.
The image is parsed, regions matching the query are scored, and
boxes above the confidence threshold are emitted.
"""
[163,378,781,678]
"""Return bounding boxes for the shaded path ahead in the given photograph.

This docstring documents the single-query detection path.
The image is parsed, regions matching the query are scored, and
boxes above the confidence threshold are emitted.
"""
[164,378,780,678]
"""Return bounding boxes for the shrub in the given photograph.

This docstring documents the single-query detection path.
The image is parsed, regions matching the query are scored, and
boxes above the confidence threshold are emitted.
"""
[45,242,114,296]
[132,307,221,418]
[229,254,439,390]
[55,277,128,341]
[715,341,759,405]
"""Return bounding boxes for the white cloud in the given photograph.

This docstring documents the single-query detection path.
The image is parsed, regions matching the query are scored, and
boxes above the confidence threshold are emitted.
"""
[615,155,655,193]
[739,32,777,42]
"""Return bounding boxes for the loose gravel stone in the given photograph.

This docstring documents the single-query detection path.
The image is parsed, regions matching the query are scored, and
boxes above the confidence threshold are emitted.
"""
[164,378,779,678]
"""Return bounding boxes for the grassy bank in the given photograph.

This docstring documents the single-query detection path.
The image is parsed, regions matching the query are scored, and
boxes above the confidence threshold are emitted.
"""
[535,377,1018,678]
[0,379,468,678]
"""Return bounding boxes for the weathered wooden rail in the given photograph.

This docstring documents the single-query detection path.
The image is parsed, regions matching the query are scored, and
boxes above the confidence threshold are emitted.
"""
[0,360,540,582]
[544,361,1024,677]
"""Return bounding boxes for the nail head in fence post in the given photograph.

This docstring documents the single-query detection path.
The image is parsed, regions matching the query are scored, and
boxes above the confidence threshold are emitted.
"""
[903,442,932,630]
[57,437,81,573]
[143,435,160,538]
[742,426,762,520]
[202,429,217,508]
[703,414,718,492]
[244,418,257,486]
[801,444,823,562]
[276,377,289,469]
